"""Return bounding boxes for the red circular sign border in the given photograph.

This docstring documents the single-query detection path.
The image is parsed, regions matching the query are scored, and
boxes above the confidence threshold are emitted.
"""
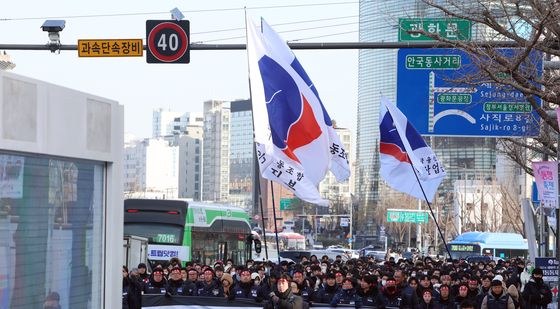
[148,22,188,62]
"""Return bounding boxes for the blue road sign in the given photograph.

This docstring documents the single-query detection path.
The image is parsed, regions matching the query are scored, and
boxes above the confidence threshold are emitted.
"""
[396,48,541,137]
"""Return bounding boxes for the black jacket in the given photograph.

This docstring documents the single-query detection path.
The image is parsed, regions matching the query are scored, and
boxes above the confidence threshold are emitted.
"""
[123,277,142,309]
[264,288,305,309]
[522,278,552,309]
[313,283,340,304]
[197,279,224,297]
[142,277,167,295]
[230,281,264,301]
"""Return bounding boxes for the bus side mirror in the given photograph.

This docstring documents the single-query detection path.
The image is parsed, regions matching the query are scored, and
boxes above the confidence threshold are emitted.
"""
[254,239,262,254]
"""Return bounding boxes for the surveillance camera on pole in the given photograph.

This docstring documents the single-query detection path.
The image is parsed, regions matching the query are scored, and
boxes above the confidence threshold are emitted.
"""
[41,20,66,53]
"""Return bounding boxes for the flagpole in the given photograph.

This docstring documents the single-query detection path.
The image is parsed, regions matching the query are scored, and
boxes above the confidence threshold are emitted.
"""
[244,8,269,261]
[270,181,282,265]
[407,155,453,259]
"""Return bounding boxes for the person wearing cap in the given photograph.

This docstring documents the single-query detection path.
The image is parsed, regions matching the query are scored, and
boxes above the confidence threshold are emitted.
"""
[521,267,552,309]
[480,276,515,309]
[143,267,167,295]
[230,268,264,302]
[137,263,149,283]
[313,272,340,304]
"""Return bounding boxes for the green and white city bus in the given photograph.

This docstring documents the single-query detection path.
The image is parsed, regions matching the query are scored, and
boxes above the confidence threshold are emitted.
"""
[124,199,254,266]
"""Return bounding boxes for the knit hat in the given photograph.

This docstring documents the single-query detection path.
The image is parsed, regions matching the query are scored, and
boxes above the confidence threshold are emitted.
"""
[251,272,261,280]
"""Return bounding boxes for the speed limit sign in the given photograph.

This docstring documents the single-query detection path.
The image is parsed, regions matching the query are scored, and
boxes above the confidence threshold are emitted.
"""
[146,20,190,63]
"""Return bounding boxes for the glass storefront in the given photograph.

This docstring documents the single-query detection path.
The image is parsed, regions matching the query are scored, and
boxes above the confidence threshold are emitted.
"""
[0,151,104,309]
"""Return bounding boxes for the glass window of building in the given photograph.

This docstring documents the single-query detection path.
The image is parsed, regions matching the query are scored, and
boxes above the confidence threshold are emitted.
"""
[0,151,104,308]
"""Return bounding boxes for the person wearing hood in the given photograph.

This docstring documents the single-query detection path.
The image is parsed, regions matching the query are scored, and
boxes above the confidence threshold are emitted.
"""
[264,274,305,309]
[313,272,340,304]
[230,269,264,302]
[521,268,552,309]
[143,267,167,295]
[481,277,515,309]
[330,278,362,307]
[196,268,224,297]
[220,273,234,299]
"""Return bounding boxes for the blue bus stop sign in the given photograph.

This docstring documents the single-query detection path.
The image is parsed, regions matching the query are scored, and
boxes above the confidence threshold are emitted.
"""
[396,48,541,137]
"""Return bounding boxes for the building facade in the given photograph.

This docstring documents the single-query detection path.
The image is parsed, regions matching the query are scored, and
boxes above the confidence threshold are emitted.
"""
[357,1,500,239]
[0,70,123,308]
[229,99,254,211]
[176,126,203,200]
[202,100,230,202]
[123,138,179,198]
[152,108,203,138]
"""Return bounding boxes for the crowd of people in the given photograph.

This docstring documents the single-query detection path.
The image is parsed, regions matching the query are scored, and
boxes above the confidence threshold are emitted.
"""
[122,255,554,309]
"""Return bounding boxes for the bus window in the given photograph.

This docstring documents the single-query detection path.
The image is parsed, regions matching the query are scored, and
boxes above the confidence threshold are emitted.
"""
[124,223,182,245]
[217,242,227,262]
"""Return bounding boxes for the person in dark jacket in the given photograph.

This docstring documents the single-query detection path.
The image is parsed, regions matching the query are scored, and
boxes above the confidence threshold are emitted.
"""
[521,268,552,309]
[197,268,224,297]
[437,284,454,309]
[357,274,379,307]
[166,266,196,296]
[264,274,305,309]
[481,277,515,309]
[476,275,492,308]
[122,266,142,309]
[417,289,440,309]
[330,278,362,307]
[292,270,314,304]
[230,269,264,302]
[313,272,340,304]
[395,270,419,309]
[377,277,402,309]
[453,282,471,307]
[137,263,149,284]
[143,268,167,295]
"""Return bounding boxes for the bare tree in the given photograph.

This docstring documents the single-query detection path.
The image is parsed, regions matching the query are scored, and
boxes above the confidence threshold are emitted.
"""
[415,0,560,173]
[376,192,419,246]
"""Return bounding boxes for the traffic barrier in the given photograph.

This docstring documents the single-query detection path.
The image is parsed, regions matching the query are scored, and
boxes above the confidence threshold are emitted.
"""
[141,295,397,308]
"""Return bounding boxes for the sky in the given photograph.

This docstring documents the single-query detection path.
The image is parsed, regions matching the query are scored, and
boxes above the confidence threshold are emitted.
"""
[0,0,359,139]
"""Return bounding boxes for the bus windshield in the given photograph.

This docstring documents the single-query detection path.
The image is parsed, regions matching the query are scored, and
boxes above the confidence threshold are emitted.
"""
[124,223,183,245]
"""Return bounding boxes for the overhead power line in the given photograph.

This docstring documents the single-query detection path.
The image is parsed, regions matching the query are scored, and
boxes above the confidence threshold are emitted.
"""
[0,2,358,21]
